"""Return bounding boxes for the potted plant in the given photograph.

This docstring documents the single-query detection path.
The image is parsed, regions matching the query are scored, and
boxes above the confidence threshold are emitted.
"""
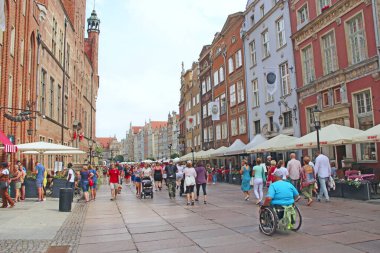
[24,171,38,198]
[51,172,68,198]
[342,178,371,200]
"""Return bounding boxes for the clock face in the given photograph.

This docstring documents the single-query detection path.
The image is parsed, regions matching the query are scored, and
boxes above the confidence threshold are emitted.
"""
[267,72,276,84]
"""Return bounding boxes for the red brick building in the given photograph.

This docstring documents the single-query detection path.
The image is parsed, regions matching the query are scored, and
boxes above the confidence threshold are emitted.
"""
[289,0,380,172]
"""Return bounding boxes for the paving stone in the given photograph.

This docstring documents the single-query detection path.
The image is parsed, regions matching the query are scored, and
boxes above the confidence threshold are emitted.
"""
[80,228,129,237]
[136,237,194,252]
[350,240,380,253]
[77,239,136,253]
[320,230,380,245]
[132,230,184,243]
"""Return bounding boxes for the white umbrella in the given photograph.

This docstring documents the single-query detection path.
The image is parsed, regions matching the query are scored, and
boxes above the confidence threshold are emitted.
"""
[194,150,208,160]
[16,141,78,152]
[224,139,247,156]
[247,134,298,153]
[352,124,380,143]
[142,159,153,163]
[244,134,267,152]
[22,150,86,155]
[210,146,228,158]
[281,124,364,150]
[197,149,215,159]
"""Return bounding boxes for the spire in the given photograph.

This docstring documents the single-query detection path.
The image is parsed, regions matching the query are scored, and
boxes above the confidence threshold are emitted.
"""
[87,9,100,33]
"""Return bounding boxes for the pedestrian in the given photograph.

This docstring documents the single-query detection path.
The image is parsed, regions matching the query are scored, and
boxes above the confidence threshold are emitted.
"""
[124,165,131,185]
[0,162,15,208]
[116,162,124,186]
[33,162,45,202]
[183,161,197,206]
[89,165,99,200]
[194,162,207,204]
[314,150,331,202]
[80,165,90,202]
[10,165,22,203]
[107,163,120,201]
[17,161,26,201]
[176,162,184,194]
[300,156,316,206]
[252,158,266,205]
[266,160,276,187]
[274,160,288,180]
[287,153,302,189]
[330,161,337,179]
[206,164,212,184]
[211,166,217,184]
[164,160,178,199]
[153,163,163,191]
[142,163,152,179]
[240,159,252,201]
[134,164,143,198]
[265,156,272,168]
[66,163,75,190]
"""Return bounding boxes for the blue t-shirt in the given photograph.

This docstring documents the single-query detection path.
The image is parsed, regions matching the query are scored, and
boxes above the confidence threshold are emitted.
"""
[80,171,90,182]
[267,180,299,206]
[89,169,97,182]
[36,164,45,181]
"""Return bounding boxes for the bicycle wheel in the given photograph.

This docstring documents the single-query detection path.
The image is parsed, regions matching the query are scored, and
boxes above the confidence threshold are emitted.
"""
[291,205,302,231]
[259,207,278,236]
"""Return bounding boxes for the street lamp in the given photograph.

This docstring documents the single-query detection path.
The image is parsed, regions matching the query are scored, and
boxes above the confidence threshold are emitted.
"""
[168,143,172,159]
[312,106,322,152]
[88,139,94,165]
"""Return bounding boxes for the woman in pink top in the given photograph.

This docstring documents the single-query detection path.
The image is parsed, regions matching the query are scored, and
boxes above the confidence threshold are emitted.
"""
[183,161,197,206]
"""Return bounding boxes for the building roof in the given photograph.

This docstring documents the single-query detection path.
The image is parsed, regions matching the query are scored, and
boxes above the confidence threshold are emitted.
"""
[96,137,115,149]
[150,121,167,130]
[132,126,143,134]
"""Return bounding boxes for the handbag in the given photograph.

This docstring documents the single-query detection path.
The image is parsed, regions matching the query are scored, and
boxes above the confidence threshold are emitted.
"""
[250,177,254,186]
[89,179,94,187]
[0,180,8,189]
[185,176,195,186]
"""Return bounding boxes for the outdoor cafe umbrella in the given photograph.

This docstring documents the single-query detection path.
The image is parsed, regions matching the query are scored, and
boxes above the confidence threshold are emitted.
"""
[194,150,208,161]
[224,139,246,156]
[210,146,228,158]
[278,124,364,150]
[22,150,86,155]
[16,141,78,153]
[244,134,267,153]
[247,134,298,153]
[197,149,215,159]
[352,124,380,143]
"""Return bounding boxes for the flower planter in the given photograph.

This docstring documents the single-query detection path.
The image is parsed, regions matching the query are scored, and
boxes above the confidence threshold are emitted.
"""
[342,182,371,200]
[52,179,68,198]
[24,178,38,198]
[329,182,344,198]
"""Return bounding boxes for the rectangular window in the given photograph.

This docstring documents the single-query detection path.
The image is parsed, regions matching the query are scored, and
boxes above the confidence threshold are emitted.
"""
[230,84,236,107]
[322,92,330,107]
[10,27,16,56]
[318,0,331,14]
[254,120,261,135]
[222,122,228,139]
[355,91,372,115]
[276,17,286,48]
[301,45,315,85]
[237,80,245,104]
[334,88,341,104]
[265,79,274,102]
[280,62,291,96]
[216,124,221,140]
[57,85,61,122]
[219,66,225,82]
[252,79,259,107]
[283,111,293,128]
[52,18,57,56]
[228,57,234,74]
[8,75,13,109]
[269,116,274,132]
[239,115,246,134]
[220,93,226,115]
[23,0,27,15]
[196,94,200,104]
[203,128,208,142]
[249,40,256,66]
[203,104,207,118]
[206,76,211,91]
[201,80,206,95]
[322,31,337,74]
[358,143,376,161]
[262,30,270,58]
[49,77,54,118]
[231,119,238,136]
[347,13,366,65]
[213,70,219,86]
[64,96,68,126]
[260,4,265,18]
[208,126,213,141]
[235,50,242,68]
[40,69,47,115]
[297,4,309,26]
[208,102,213,116]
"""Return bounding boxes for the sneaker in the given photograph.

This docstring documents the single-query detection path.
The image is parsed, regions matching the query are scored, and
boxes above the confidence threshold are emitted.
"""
[191,201,194,206]
[187,202,190,206]
[204,201,207,204]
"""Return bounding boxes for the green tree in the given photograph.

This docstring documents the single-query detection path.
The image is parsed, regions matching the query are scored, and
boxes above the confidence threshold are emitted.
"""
[171,153,179,159]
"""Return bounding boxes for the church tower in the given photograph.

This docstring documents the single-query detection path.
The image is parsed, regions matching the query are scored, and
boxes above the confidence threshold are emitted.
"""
[86,9,100,76]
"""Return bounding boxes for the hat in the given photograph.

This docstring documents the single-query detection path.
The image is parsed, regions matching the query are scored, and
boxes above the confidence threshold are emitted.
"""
[273,170,283,178]
[267,156,272,159]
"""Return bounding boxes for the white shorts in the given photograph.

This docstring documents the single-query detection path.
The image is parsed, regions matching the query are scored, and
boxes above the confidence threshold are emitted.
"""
[110,183,119,190]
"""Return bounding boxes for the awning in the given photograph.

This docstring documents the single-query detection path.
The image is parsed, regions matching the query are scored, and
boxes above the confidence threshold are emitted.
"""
[0,130,17,153]
[352,124,380,143]
[224,139,246,156]
[247,134,298,153]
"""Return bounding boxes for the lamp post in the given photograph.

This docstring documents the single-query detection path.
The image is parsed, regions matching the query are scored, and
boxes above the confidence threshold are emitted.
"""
[168,143,172,159]
[88,139,94,165]
[312,106,322,152]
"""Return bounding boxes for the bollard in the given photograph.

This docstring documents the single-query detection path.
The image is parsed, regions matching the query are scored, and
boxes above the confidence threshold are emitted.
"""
[59,188,73,212]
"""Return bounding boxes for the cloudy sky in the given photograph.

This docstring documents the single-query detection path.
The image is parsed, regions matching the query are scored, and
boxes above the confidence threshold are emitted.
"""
[87,0,247,140]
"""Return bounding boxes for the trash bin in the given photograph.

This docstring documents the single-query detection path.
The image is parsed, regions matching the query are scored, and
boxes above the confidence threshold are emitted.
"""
[59,188,73,212]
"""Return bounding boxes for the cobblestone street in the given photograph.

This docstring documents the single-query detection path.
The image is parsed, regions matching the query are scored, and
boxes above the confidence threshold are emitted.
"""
[1,182,380,253]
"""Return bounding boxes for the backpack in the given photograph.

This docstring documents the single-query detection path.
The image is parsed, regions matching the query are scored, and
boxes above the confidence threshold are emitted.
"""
[166,165,176,179]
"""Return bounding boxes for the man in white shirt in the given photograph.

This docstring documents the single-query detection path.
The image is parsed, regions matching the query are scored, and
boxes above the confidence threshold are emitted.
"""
[66,163,75,190]
[287,153,302,189]
[314,150,331,202]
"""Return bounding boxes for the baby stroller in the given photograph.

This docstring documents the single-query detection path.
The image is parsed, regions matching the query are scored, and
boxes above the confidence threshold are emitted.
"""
[141,177,154,199]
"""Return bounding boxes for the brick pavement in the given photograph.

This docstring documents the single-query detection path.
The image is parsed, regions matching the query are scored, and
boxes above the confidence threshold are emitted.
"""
[73,182,380,253]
